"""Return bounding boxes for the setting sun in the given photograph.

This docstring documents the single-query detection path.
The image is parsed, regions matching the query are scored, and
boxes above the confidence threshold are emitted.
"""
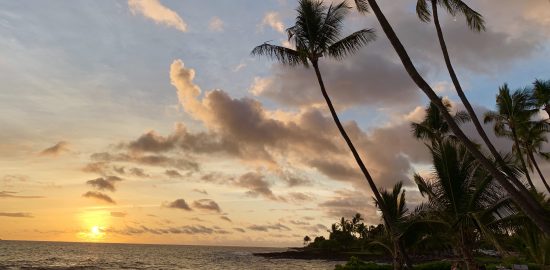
[91,226,100,235]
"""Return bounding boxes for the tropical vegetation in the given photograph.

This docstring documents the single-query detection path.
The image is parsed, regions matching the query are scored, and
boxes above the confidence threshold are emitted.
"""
[251,0,550,269]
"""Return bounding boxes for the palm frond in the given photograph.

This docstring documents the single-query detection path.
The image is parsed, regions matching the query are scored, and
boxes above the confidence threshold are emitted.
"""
[353,0,369,14]
[251,43,308,66]
[451,0,486,32]
[416,0,431,22]
[327,28,376,59]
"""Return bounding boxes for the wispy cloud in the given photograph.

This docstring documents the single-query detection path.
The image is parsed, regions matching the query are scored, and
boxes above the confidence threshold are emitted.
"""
[0,191,43,199]
[128,0,188,32]
[82,191,116,204]
[0,212,33,218]
[208,16,224,32]
[39,141,69,156]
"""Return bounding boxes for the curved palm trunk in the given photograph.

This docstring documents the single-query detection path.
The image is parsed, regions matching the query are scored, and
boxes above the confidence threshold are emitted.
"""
[528,150,550,194]
[430,1,530,193]
[311,60,385,209]
[311,60,413,268]
[366,0,550,235]
[511,128,536,191]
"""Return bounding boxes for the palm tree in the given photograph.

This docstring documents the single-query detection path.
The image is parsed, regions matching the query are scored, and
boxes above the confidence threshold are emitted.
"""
[373,182,413,270]
[251,0,399,240]
[411,99,470,144]
[414,140,515,270]
[413,1,515,185]
[483,85,539,191]
[354,0,550,234]
[518,121,550,194]
[533,79,550,119]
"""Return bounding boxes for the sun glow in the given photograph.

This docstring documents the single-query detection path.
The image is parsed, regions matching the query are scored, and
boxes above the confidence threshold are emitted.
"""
[77,210,110,242]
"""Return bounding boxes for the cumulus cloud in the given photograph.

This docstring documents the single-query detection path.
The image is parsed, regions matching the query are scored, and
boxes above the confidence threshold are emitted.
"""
[319,189,380,223]
[39,141,69,156]
[82,191,116,204]
[208,16,224,32]
[166,198,192,211]
[260,12,284,33]
[192,199,221,213]
[0,212,33,218]
[128,0,187,32]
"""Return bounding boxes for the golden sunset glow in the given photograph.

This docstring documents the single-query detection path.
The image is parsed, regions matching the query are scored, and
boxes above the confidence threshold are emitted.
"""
[1,0,549,250]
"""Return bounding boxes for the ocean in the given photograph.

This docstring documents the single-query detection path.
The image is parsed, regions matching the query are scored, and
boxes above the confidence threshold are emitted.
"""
[0,241,342,269]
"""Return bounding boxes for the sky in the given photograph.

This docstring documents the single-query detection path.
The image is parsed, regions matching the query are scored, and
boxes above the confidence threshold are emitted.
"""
[0,0,549,247]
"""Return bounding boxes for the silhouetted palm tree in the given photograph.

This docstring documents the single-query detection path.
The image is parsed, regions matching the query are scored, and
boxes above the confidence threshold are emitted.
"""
[374,182,413,270]
[533,79,550,119]
[411,99,469,144]
[354,0,550,234]
[518,121,550,194]
[414,140,514,270]
[251,0,396,237]
[484,85,539,190]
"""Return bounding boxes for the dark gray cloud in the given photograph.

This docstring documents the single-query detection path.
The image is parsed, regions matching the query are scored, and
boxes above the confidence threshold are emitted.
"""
[85,176,122,192]
[192,199,221,213]
[0,212,33,218]
[167,198,192,211]
[82,191,116,204]
[39,141,69,156]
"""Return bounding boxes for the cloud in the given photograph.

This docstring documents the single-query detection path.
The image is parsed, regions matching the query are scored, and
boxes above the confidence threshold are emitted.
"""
[129,167,149,178]
[165,169,183,178]
[39,141,69,156]
[251,52,420,109]
[247,223,291,232]
[0,212,33,218]
[0,191,43,199]
[192,199,221,213]
[108,225,230,235]
[233,228,245,233]
[235,172,278,201]
[128,0,187,32]
[208,16,224,32]
[85,176,123,192]
[319,189,380,223]
[90,152,199,172]
[110,212,127,218]
[82,191,116,204]
[192,189,208,195]
[166,198,192,211]
[260,12,284,33]
[220,216,232,222]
